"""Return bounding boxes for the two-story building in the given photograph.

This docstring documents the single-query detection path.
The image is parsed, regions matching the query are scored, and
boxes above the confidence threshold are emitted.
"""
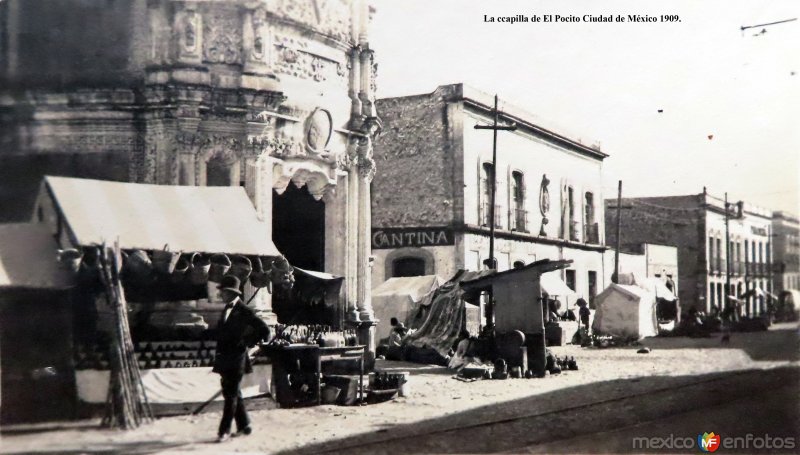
[605,190,773,315]
[772,211,800,294]
[371,84,609,306]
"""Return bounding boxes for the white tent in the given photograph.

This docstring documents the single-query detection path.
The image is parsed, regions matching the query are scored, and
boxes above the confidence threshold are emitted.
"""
[592,283,659,339]
[540,271,577,297]
[616,272,676,301]
[372,275,444,341]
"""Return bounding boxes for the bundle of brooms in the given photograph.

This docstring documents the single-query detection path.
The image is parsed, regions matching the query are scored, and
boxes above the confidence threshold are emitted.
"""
[96,242,153,429]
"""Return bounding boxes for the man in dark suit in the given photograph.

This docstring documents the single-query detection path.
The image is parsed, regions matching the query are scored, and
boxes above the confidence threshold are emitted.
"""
[213,275,271,442]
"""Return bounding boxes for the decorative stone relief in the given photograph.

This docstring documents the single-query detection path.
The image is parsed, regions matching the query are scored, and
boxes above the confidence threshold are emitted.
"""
[539,174,551,236]
[203,9,243,64]
[303,108,333,156]
[273,161,336,201]
[174,7,202,64]
[356,137,376,182]
[249,136,300,159]
[273,34,345,83]
[272,0,352,43]
[370,60,378,95]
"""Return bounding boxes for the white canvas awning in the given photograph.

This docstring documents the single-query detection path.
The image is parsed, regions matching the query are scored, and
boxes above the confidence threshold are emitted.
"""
[39,176,281,256]
[540,272,577,297]
[617,272,676,301]
[0,223,75,290]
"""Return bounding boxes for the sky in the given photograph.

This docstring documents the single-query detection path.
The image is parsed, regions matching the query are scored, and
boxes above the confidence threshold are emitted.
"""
[369,0,800,214]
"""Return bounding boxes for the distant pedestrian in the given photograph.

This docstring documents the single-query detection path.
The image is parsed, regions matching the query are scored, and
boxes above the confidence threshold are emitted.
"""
[577,298,591,330]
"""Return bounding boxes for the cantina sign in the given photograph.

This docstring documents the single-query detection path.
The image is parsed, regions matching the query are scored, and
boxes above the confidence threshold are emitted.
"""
[372,228,454,249]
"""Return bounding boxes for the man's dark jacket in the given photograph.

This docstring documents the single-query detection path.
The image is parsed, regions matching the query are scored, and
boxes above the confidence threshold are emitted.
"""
[213,302,271,375]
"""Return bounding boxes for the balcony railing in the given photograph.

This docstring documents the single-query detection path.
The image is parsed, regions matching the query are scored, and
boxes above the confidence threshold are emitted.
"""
[710,258,722,274]
[510,208,528,232]
[584,222,599,244]
[480,202,503,229]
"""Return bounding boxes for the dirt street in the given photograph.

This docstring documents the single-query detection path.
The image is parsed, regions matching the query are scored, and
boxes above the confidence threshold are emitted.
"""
[1,323,797,454]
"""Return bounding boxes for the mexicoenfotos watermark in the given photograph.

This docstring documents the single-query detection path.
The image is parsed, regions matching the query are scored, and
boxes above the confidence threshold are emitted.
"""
[632,432,797,452]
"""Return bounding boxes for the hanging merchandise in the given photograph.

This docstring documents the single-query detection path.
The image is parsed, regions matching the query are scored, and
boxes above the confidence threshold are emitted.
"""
[171,255,191,284]
[188,253,211,285]
[249,256,272,289]
[152,244,181,275]
[208,254,231,282]
[228,255,252,282]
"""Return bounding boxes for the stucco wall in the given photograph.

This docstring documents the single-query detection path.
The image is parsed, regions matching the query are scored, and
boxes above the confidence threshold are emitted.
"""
[462,109,605,243]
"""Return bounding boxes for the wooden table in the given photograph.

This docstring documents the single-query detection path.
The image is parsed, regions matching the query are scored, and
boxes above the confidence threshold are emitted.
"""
[267,344,365,407]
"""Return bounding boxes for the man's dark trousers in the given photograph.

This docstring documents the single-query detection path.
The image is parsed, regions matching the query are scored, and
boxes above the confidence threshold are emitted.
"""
[218,371,249,436]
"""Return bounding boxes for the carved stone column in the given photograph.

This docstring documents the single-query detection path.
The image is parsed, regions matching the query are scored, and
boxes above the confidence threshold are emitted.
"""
[355,137,377,366]
[348,46,363,126]
[346,148,360,323]
[358,48,376,119]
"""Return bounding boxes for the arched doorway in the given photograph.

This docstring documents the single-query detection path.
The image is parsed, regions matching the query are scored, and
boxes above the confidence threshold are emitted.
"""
[272,184,325,271]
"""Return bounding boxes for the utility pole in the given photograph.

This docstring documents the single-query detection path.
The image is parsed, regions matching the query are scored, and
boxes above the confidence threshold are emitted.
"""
[474,94,516,327]
[725,193,732,312]
[613,180,622,283]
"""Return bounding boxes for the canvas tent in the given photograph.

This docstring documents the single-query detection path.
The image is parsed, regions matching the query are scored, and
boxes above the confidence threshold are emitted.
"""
[592,283,659,339]
[540,271,577,297]
[372,275,443,341]
[616,272,676,301]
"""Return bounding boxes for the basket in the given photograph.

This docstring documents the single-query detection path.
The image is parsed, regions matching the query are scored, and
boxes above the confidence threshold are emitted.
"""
[123,249,153,282]
[249,256,272,288]
[78,247,102,287]
[228,255,252,282]
[321,385,342,404]
[171,255,191,283]
[208,254,231,282]
[58,249,83,273]
[152,244,181,275]
[189,253,211,285]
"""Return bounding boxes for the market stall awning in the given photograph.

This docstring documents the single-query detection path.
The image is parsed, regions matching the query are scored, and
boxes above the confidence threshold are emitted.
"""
[740,287,777,300]
[372,275,444,305]
[293,267,343,282]
[39,176,281,256]
[0,223,75,290]
[540,271,577,297]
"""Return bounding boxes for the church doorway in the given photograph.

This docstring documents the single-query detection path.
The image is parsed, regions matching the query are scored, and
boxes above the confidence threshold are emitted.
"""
[272,184,325,272]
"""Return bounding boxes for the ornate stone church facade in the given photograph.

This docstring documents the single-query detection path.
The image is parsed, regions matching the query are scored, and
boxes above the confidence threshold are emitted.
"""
[0,0,380,346]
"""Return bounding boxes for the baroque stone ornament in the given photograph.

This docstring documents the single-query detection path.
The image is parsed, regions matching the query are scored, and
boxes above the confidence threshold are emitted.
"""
[356,137,376,182]
[203,9,243,64]
[539,174,551,236]
[273,0,352,43]
[304,108,333,156]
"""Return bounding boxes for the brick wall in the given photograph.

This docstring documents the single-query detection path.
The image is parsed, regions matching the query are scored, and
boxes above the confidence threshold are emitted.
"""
[606,195,706,310]
[372,90,458,228]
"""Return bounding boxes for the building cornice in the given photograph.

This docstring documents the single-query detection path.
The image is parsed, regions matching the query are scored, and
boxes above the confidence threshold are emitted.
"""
[461,98,609,161]
[459,223,608,252]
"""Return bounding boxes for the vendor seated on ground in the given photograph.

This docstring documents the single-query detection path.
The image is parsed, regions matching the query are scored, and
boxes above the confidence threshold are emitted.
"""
[448,330,476,370]
[377,317,408,361]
